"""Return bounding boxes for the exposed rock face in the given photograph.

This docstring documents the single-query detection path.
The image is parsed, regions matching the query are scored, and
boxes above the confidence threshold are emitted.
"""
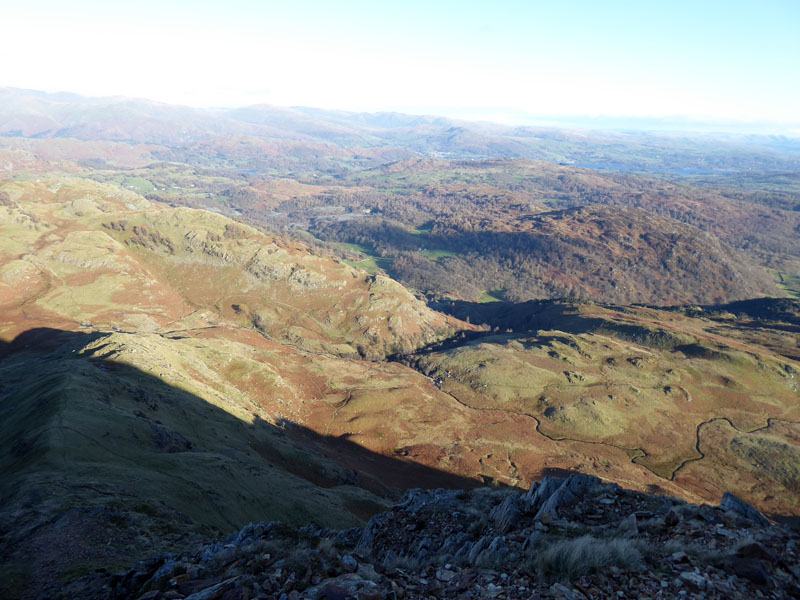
[530,474,602,522]
[80,475,798,600]
[720,492,772,528]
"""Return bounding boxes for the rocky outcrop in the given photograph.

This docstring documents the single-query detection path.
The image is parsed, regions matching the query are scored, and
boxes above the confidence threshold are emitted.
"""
[530,474,603,522]
[82,475,800,600]
[720,492,772,528]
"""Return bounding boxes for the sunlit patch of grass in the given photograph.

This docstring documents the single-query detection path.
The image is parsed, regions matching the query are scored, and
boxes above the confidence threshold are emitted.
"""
[344,257,393,275]
[120,176,155,195]
[767,268,800,298]
[478,289,503,303]
[333,241,373,255]
[334,242,393,274]
[420,249,458,260]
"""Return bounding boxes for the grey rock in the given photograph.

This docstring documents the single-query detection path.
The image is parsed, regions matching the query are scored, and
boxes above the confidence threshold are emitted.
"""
[453,540,473,562]
[394,488,459,514]
[679,571,709,590]
[184,577,239,600]
[665,508,681,527]
[332,527,361,547]
[309,574,382,600]
[341,554,357,572]
[467,536,491,564]
[736,541,776,563]
[198,543,224,565]
[486,582,504,597]
[474,536,508,568]
[522,530,541,551]
[442,532,469,554]
[719,492,770,527]
[524,476,562,512]
[549,582,587,599]
[356,513,388,554]
[730,557,772,586]
[416,537,432,552]
[524,479,539,499]
[490,495,522,533]
[436,567,457,582]
[144,558,183,590]
[381,550,398,567]
[535,474,601,521]
[671,551,689,563]
[487,536,508,556]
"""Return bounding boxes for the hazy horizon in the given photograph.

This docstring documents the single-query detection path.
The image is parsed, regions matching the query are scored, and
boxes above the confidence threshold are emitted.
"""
[6,84,800,138]
[2,0,799,136]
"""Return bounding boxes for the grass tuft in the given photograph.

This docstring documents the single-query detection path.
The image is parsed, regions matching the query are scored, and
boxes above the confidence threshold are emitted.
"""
[534,535,642,581]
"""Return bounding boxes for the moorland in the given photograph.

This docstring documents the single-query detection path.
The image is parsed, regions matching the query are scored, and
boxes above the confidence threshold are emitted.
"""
[0,88,799,597]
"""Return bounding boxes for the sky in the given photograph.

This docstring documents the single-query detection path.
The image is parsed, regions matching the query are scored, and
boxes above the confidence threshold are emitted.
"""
[2,0,799,130]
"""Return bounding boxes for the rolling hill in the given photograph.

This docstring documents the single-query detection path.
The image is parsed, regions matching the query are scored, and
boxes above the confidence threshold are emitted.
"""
[4,87,800,169]
[1,177,799,597]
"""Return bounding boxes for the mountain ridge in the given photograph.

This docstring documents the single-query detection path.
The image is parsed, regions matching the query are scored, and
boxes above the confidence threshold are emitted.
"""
[4,87,800,170]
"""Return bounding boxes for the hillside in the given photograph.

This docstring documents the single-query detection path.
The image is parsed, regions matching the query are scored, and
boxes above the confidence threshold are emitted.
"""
[52,154,786,307]
[0,178,469,596]
[0,178,461,357]
[266,159,787,304]
[326,203,776,305]
[2,89,800,599]
[3,90,799,306]
[2,178,799,597]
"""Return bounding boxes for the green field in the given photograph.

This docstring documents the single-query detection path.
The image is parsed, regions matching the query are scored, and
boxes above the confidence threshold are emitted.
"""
[768,269,800,298]
[478,289,504,303]
[121,176,155,195]
[420,249,458,260]
[335,242,394,275]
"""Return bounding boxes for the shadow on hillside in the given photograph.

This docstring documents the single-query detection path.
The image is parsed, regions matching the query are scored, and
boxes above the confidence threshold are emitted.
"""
[431,298,604,334]
[700,297,800,324]
[2,326,799,599]
[2,326,797,527]
[0,327,479,515]
[422,298,686,353]
[0,326,486,596]
[424,297,800,355]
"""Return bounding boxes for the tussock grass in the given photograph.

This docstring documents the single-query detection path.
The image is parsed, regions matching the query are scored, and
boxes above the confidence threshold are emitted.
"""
[382,553,425,571]
[534,535,643,581]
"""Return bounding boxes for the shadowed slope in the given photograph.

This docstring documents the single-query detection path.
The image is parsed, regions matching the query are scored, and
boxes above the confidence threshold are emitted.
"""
[0,328,480,599]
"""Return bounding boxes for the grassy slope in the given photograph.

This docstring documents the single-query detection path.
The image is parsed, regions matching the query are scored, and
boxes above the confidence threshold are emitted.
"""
[1,177,799,594]
[407,300,800,516]
[0,178,468,592]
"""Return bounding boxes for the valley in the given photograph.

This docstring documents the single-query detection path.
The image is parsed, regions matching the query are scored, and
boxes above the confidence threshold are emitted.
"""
[0,89,799,597]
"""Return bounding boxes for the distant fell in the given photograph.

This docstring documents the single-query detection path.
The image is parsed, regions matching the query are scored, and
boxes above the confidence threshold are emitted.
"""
[3,87,800,170]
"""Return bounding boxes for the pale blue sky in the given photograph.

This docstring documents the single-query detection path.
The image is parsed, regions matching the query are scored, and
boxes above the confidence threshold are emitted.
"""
[2,0,798,129]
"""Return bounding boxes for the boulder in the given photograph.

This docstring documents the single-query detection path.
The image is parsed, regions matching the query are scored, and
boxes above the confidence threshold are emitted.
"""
[730,557,772,587]
[719,492,770,527]
[534,474,601,521]
[490,495,522,533]
[524,476,562,512]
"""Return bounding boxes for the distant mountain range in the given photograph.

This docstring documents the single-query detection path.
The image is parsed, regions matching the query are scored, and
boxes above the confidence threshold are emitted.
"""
[3,87,800,170]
